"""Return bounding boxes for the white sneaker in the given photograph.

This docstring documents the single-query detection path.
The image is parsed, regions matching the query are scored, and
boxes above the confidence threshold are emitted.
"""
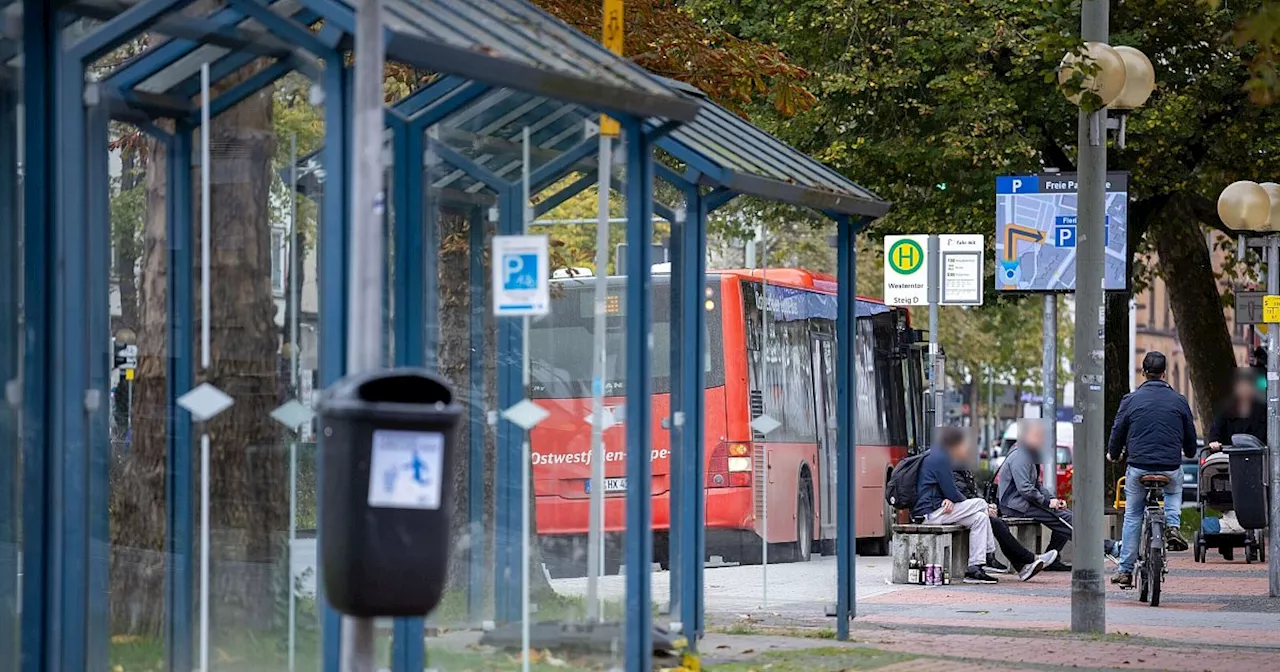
[1018,557,1046,582]
[1018,550,1058,582]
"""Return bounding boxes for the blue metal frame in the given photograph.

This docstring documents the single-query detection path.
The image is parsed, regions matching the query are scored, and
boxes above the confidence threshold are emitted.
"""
[166,122,195,672]
[834,216,858,640]
[494,185,524,623]
[622,119,655,672]
[318,62,352,672]
[85,94,113,670]
[0,71,21,672]
[19,4,54,669]
[387,112,432,672]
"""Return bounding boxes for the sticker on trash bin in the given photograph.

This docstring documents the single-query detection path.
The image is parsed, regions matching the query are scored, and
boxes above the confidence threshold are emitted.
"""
[367,429,445,510]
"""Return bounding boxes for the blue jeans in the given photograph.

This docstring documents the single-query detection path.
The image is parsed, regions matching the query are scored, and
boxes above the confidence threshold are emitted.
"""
[1118,466,1182,573]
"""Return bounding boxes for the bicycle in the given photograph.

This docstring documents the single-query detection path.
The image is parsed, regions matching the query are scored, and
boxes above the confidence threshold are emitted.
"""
[1131,472,1172,607]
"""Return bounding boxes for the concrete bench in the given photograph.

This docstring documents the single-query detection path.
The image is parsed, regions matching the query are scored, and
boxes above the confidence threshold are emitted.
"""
[994,517,1044,567]
[890,524,969,584]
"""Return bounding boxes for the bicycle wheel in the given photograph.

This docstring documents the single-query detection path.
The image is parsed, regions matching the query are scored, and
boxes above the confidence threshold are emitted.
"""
[1137,518,1150,602]
[1148,547,1163,607]
[1149,520,1164,607]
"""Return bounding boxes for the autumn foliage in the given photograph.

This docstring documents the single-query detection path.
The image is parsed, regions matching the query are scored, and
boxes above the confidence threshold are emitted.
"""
[537,0,815,115]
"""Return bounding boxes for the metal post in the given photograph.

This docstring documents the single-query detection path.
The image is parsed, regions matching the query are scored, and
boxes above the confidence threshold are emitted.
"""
[1128,297,1137,391]
[343,0,385,668]
[1267,238,1280,597]
[287,133,300,672]
[1043,295,1058,495]
[586,133,610,621]
[198,63,212,672]
[520,127,533,672]
[928,235,943,428]
[1071,0,1109,634]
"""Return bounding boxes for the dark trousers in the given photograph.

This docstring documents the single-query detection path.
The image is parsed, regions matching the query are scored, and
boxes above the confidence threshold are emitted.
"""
[1022,507,1073,554]
[990,516,1036,568]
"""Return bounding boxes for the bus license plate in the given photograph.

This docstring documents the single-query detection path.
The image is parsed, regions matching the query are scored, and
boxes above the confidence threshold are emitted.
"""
[585,478,628,494]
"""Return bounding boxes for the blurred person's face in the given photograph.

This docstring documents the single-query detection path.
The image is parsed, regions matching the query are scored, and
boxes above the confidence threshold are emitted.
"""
[1235,379,1254,405]
[1019,420,1045,453]
[945,432,976,467]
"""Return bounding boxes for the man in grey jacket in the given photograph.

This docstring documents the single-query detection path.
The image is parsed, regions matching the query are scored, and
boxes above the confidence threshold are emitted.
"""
[997,421,1073,571]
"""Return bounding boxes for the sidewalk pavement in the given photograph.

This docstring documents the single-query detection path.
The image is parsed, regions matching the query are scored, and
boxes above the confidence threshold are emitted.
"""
[703,552,1280,671]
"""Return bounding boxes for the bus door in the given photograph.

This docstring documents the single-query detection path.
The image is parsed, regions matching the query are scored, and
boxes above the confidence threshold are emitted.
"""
[811,335,838,540]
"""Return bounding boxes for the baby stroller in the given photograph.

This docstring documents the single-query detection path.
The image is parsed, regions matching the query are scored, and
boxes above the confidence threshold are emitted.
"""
[1193,434,1268,564]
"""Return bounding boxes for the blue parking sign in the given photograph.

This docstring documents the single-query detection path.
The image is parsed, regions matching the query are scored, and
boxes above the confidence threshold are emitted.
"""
[1055,225,1077,248]
[492,235,550,316]
[502,253,539,290]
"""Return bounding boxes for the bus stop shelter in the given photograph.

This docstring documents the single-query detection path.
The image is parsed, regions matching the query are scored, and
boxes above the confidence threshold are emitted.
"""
[3,0,887,670]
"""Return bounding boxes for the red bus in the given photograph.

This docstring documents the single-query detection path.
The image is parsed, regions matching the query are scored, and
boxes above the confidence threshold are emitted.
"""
[529,268,927,577]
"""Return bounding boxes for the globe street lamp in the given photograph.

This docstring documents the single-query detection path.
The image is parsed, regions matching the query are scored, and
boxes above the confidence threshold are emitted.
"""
[1218,180,1280,594]
[1057,39,1155,633]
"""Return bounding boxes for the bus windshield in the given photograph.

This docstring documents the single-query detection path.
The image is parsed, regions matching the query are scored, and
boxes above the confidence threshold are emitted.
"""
[529,277,724,399]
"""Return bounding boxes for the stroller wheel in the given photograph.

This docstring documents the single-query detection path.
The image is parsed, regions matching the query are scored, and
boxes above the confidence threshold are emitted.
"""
[1194,532,1205,563]
[1222,547,1235,562]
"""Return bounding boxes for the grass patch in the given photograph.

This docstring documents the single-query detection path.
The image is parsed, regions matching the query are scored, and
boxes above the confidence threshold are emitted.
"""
[110,631,324,672]
[1180,506,1203,539]
[429,587,631,627]
[710,646,914,672]
[711,623,837,640]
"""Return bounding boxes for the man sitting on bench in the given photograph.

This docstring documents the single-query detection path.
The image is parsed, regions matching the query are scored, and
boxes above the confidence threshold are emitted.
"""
[956,468,1056,581]
[912,427,1000,584]
[997,420,1073,572]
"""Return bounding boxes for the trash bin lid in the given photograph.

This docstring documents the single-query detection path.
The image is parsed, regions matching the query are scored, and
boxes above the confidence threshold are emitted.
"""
[317,368,460,421]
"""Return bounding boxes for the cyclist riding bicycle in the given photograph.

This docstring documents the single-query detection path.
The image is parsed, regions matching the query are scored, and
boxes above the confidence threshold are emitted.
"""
[1107,351,1199,587]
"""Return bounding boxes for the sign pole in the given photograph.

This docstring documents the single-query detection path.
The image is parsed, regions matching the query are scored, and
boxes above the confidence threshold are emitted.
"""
[587,0,623,621]
[344,0,385,668]
[929,235,943,429]
[1071,0,1109,634]
[1267,238,1280,596]
[1042,295,1058,495]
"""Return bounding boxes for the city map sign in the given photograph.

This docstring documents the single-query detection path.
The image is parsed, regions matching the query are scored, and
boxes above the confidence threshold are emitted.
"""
[995,173,1129,293]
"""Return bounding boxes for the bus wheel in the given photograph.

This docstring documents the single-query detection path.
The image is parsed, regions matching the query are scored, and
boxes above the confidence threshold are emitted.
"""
[794,482,814,563]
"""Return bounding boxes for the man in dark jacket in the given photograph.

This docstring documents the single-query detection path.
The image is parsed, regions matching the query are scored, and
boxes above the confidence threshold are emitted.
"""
[912,427,1000,584]
[996,421,1073,571]
[1107,351,1199,587]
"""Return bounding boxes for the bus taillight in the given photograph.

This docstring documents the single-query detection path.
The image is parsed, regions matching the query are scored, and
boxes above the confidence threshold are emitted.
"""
[708,442,752,488]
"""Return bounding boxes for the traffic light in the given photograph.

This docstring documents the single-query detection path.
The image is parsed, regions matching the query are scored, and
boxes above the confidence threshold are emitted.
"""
[1250,346,1267,391]
[112,338,138,376]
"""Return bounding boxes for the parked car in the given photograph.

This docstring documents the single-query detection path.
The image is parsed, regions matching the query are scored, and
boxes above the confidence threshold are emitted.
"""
[1182,439,1205,503]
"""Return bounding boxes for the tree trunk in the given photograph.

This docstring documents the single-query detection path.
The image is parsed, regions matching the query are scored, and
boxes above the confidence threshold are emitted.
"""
[108,133,170,636]
[437,209,473,591]
[1153,200,1236,427]
[1103,291,1130,501]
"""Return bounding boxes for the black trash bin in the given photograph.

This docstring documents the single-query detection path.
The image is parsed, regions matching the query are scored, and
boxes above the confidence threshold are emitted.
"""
[316,368,461,617]
[1227,433,1269,530]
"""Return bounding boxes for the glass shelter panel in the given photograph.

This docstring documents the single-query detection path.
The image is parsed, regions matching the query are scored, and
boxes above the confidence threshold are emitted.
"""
[190,73,325,671]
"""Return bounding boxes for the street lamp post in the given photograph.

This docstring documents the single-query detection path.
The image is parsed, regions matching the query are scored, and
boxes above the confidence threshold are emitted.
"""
[1216,179,1280,597]
[1056,17,1155,633]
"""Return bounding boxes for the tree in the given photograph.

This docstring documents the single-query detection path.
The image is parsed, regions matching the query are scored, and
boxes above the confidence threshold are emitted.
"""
[113,0,286,635]
[690,0,1280,429]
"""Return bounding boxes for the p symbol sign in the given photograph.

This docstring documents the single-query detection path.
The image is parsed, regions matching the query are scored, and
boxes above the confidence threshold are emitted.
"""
[1054,225,1077,248]
[502,253,538,290]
